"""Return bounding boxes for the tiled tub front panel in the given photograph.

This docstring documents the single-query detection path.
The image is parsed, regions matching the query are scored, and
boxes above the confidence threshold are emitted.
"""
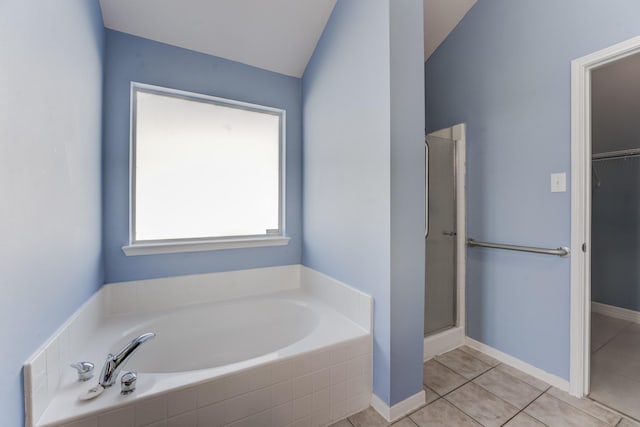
[52,336,372,427]
[25,293,106,426]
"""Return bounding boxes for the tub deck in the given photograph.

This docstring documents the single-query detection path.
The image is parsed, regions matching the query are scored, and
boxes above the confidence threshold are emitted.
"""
[38,289,371,426]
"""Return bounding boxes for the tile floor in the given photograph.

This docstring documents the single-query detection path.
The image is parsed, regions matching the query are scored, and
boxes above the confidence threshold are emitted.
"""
[330,344,640,427]
[590,312,640,420]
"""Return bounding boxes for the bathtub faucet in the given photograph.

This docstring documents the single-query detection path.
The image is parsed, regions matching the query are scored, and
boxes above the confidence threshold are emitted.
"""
[98,332,156,388]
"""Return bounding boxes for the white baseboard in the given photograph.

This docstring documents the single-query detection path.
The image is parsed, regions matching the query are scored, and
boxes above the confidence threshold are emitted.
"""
[424,327,465,361]
[370,390,426,422]
[592,302,640,324]
[464,337,570,392]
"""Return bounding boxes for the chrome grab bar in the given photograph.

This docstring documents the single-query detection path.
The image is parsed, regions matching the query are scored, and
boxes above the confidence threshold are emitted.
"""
[467,239,570,258]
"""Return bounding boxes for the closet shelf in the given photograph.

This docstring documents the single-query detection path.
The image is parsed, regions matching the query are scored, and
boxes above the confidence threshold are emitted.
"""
[592,148,640,161]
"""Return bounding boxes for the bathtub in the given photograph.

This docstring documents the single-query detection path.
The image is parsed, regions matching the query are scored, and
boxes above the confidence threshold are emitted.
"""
[24,265,373,427]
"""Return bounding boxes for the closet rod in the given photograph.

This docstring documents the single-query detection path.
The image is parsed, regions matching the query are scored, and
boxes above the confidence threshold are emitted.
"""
[592,148,640,162]
[467,239,570,257]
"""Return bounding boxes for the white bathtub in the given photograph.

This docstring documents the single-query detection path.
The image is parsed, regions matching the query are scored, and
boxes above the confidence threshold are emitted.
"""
[117,296,319,373]
[24,265,373,427]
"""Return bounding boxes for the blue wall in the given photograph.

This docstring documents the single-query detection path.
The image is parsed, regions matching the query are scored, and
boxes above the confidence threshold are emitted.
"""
[103,30,302,283]
[303,0,425,406]
[389,0,426,404]
[425,0,640,379]
[302,0,392,402]
[0,1,104,425]
[592,158,640,311]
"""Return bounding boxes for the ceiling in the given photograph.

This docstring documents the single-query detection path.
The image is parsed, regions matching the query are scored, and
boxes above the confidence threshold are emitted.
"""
[99,0,476,78]
[424,0,477,60]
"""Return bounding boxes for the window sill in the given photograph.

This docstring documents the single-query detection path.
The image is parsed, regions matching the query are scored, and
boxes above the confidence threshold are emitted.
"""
[122,236,291,256]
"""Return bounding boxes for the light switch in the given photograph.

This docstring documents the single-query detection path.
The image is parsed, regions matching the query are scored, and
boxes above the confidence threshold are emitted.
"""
[551,172,566,193]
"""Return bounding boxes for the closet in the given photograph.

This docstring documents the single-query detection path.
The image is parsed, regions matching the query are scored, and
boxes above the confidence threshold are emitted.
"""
[589,51,640,419]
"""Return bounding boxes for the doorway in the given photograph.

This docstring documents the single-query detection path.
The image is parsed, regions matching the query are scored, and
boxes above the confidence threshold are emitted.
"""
[424,134,457,336]
[423,124,466,359]
[570,36,640,416]
[590,51,640,418]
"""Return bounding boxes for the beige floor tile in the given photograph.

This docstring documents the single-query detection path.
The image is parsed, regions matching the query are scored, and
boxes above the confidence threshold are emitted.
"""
[472,368,542,409]
[423,360,468,396]
[458,346,501,367]
[343,410,419,427]
[591,324,640,382]
[391,418,418,427]
[503,412,546,426]
[349,407,389,427]
[524,394,609,427]
[590,315,640,419]
[547,387,620,425]
[329,420,353,427]
[591,313,631,353]
[495,364,550,392]
[619,417,640,427]
[435,348,492,379]
[590,363,640,420]
[444,382,518,427]
[409,399,481,427]
[423,386,439,405]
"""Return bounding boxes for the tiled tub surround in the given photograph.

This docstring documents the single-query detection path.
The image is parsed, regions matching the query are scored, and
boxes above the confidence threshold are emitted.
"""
[24,265,373,427]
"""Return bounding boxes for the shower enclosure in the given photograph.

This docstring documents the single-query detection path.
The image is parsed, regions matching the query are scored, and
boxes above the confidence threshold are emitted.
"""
[424,134,457,337]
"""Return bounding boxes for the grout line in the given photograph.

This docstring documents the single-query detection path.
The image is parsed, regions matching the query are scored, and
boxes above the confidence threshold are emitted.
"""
[424,385,440,397]
[431,358,494,387]
[435,350,553,427]
[493,363,552,394]
[423,359,498,402]
[502,388,549,427]
[591,313,636,355]
[444,377,524,426]
[406,395,441,419]
[457,345,502,368]
[392,416,419,426]
[434,345,638,427]
[540,392,618,425]
[439,348,495,372]
[424,348,563,427]
[440,398,488,426]
[436,366,519,426]
[592,325,630,355]
[586,394,640,425]
[421,354,494,424]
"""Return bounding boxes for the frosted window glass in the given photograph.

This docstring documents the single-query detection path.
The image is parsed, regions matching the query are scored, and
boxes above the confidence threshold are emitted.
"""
[133,89,281,242]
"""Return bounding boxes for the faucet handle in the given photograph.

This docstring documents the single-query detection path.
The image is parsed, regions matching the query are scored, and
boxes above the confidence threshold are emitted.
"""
[70,362,94,382]
[120,371,137,395]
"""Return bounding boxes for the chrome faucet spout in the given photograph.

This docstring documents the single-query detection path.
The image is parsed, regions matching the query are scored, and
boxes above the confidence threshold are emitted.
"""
[99,332,155,387]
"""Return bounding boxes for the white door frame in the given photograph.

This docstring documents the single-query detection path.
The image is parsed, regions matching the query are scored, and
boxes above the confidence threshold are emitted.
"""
[570,35,640,397]
[423,123,466,360]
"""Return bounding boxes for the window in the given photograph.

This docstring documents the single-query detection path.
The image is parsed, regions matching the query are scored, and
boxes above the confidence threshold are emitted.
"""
[123,83,288,256]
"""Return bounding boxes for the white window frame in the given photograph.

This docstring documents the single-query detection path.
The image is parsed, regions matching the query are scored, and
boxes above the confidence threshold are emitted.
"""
[122,82,289,256]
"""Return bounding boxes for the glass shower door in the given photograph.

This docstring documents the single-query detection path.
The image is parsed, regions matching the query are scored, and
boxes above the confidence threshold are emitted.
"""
[424,135,457,337]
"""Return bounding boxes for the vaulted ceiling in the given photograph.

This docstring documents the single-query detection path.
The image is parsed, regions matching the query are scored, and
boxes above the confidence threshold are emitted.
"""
[99,0,476,78]
[424,0,476,60]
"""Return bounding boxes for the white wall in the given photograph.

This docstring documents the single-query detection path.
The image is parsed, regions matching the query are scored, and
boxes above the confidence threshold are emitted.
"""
[0,1,104,425]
